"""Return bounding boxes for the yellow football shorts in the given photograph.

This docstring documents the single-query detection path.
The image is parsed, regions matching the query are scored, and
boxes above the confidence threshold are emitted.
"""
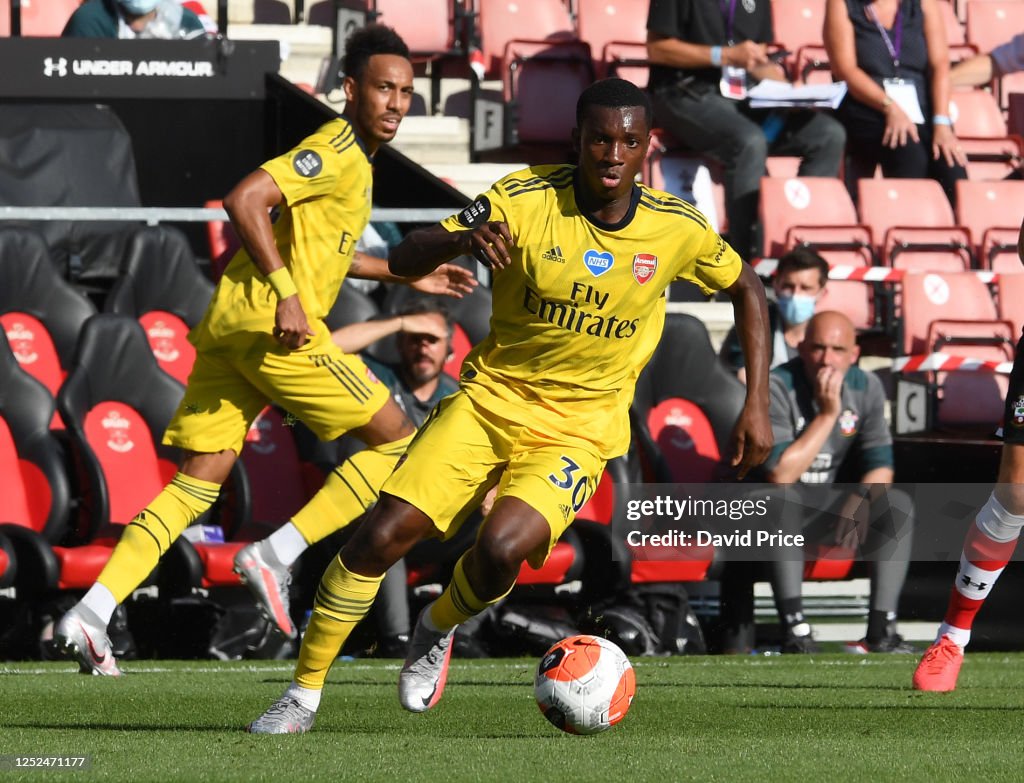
[382,389,606,568]
[163,328,390,455]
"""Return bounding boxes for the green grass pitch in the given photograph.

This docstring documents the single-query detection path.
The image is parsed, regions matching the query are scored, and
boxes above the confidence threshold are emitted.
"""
[2,654,1023,782]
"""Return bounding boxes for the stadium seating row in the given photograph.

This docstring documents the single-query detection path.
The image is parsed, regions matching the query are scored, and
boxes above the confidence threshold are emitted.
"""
[761,176,1024,271]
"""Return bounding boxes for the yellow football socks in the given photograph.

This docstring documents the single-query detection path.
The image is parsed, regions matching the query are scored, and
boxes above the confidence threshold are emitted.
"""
[294,555,383,690]
[291,433,413,545]
[429,553,513,631]
[97,472,221,603]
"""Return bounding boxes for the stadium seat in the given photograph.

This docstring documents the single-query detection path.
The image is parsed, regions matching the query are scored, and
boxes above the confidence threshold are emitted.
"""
[323,281,382,332]
[0,0,81,36]
[794,44,832,85]
[857,178,972,268]
[955,180,1024,267]
[632,314,746,485]
[0,531,15,590]
[600,41,650,87]
[951,90,1007,137]
[475,0,576,78]
[503,38,595,145]
[931,319,1013,428]
[204,199,240,281]
[966,1,1024,63]
[0,227,97,426]
[996,273,1024,339]
[371,0,463,58]
[958,136,1024,181]
[818,279,876,331]
[897,271,1003,355]
[759,176,874,265]
[626,314,742,582]
[104,226,215,385]
[55,315,246,596]
[0,328,75,595]
[771,0,826,79]
[575,0,648,80]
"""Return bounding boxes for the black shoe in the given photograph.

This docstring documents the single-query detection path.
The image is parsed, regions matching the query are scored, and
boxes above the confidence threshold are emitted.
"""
[782,623,820,654]
[846,633,916,654]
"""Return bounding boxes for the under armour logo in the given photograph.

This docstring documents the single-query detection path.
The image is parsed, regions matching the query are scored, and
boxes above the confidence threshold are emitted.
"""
[960,574,988,591]
[44,57,68,78]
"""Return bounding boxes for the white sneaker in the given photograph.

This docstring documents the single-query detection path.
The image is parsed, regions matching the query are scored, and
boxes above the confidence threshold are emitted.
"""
[247,696,316,734]
[233,542,296,639]
[54,606,122,677]
[398,608,455,713]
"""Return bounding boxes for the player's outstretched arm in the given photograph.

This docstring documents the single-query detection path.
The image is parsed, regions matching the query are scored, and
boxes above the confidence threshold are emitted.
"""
[724,263,773,477]
[349,250,477,298]
[389,222,513,278]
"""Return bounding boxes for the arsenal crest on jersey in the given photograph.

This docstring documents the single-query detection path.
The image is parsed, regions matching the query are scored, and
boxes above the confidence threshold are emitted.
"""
[632,253,657,284]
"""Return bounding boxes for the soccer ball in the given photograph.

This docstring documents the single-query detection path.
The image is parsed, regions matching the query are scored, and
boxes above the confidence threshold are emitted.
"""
[534,635,636,735]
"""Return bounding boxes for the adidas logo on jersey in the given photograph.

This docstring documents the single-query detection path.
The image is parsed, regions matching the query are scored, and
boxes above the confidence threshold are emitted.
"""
[542,246,565,263]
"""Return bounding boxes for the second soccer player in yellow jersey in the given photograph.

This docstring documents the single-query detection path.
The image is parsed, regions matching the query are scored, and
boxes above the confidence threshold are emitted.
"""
[54,24,476,677]
[248,77,773,733]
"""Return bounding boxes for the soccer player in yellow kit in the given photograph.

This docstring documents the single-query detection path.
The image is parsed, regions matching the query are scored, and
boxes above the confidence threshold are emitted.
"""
[248,77,773,732]
[53,25,475,676]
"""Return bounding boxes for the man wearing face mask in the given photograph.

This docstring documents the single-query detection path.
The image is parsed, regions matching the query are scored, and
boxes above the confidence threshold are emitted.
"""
[719,247,828,383]
[63,0,207,39]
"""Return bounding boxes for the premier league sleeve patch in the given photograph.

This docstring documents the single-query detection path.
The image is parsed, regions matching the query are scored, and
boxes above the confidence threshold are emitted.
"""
[457,195,491,228]
[292,150,323,178]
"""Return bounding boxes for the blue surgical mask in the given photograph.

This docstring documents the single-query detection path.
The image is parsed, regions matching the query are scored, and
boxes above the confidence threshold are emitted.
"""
[777,293,816,325]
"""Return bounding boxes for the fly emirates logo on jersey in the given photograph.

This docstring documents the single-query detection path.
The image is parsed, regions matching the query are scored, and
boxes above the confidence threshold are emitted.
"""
[522,280,640,339]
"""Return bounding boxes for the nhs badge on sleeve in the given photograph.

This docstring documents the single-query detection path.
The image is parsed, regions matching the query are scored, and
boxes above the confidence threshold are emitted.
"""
[583,249,614,277]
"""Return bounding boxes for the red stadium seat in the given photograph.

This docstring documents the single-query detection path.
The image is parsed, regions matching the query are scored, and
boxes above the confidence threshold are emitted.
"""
[857,178,972,268]
[817,279,875,331]
[897,272,1012,429]
[476,0,576,77]
[575,0,648,79]
[0,327,174,600]
[759,176,873,266]
[955,180,1024,266]
[771,0,826,78]
[1,0,82,36]
[104,226,215,385]
[897,271,1001,355]
[0,228,98,428]
[950,89,1007,137]
[54,316,246,596]
[204,199,240,281]
[503,39,595,145]
[997,273,1024,338]
[966,1,1024,60]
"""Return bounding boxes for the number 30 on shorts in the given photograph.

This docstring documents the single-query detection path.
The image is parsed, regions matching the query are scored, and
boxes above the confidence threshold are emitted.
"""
[547,456,594,513]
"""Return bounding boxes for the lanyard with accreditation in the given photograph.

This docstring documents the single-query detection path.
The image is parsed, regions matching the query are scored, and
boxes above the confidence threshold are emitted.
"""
[866,2,925,123]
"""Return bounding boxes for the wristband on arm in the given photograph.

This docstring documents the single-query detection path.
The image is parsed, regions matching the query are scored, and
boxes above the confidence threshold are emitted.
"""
[710,46,723,67]
[266,267,298,299]
[933,114,952,126]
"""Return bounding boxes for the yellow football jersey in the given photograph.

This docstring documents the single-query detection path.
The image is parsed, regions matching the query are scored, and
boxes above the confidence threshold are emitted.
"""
[192,117,373,346]
[440,164,743,459]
